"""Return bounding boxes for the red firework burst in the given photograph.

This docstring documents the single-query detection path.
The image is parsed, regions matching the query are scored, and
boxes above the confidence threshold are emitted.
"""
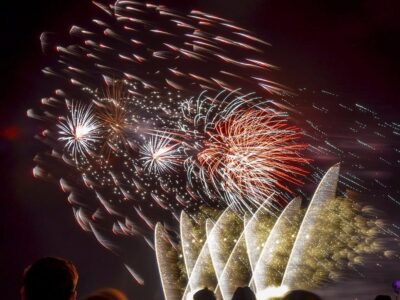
[197,108,309,210]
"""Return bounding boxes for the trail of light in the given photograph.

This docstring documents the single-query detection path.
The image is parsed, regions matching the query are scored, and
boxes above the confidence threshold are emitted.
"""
[182,216,222,300]
[180,211,198,279]
[253,197,302,292]
[281,164,340,288]
[57,103,102,159]
[191,209,232,293]
[139,134,181,174]
[155,223,181,300]
[197,109,308,211]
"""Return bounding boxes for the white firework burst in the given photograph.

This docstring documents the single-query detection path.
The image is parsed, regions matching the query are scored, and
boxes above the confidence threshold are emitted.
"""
[139,134,182,174]
[58,102,102,159]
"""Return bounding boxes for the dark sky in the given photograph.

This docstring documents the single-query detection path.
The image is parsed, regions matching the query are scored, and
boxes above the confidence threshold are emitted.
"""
[1,1,399,299]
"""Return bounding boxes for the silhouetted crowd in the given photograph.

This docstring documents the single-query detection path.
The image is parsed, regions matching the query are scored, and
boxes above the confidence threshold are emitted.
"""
[20,257,393,300]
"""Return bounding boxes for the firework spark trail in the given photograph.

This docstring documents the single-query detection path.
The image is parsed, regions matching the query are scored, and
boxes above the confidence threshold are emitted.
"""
[196,109,309,211]
[168,90,310,213]
[57,102,102,159]
[95,83,134,147]
[139,134,182,174]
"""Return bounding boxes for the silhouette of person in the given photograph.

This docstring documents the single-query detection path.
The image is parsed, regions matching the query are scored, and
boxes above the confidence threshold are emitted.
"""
[21,257,78,300]
[193,287,217,300]
[282,290,322,300]
[231,287,256,300]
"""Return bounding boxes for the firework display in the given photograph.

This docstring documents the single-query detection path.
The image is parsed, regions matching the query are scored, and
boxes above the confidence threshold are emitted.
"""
[155,165,397,300]
[29,0,400,294]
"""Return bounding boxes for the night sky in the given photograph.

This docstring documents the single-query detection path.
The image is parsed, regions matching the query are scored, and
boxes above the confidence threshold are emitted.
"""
[1,1,400,299]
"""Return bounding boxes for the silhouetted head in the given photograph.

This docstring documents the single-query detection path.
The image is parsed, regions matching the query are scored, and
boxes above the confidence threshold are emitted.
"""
[85,288,128,300]
[375,296,391,300]
[193,287,217,300]
[21,257,78,300]
[232,286,256,300]
[282,290,322,300]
